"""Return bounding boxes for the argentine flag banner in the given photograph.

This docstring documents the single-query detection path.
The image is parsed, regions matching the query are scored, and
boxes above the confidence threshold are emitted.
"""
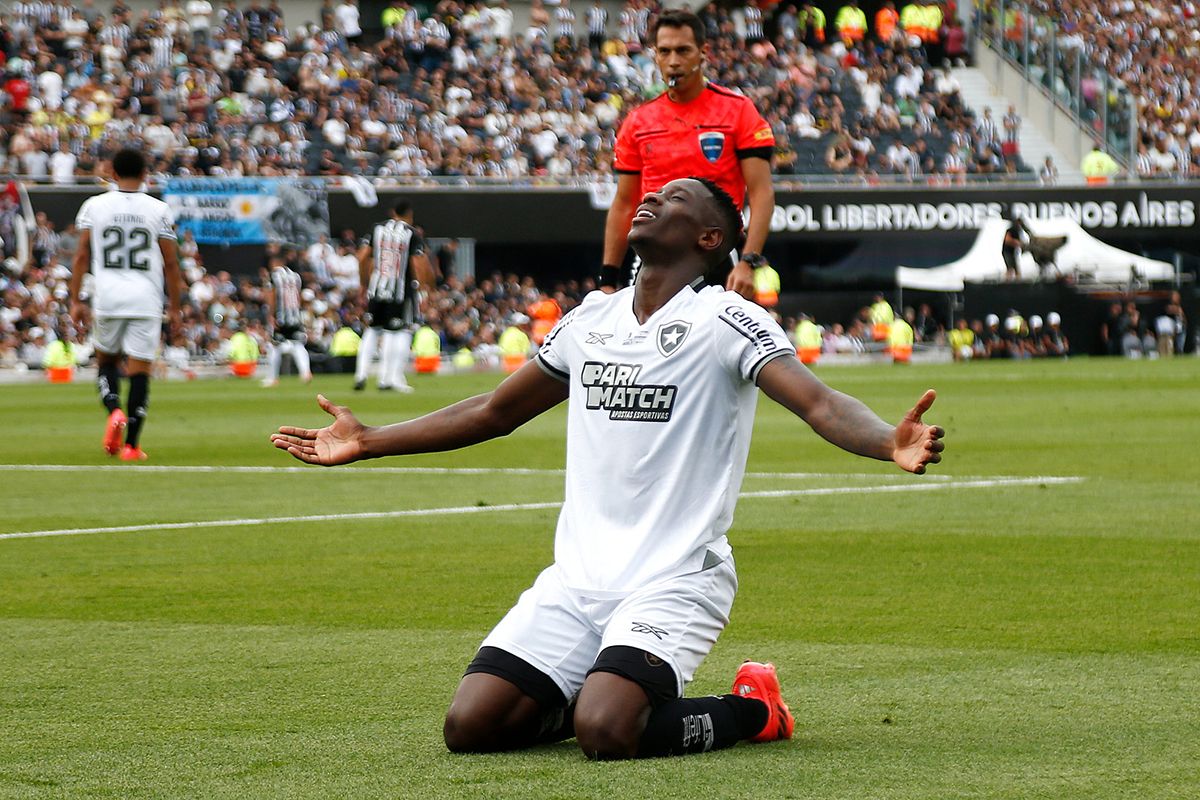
[164,178,329,246]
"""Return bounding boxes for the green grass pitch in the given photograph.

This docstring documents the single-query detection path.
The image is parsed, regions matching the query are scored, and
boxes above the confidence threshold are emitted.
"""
[2,358,1198,799]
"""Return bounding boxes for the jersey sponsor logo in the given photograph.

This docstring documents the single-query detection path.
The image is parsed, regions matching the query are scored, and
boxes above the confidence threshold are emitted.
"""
[656,320,691,358]
[630,621,669,639]
[753,127,774,142]
[581,361,677,422]
[721,304,780,352]
[586,331,613,345]
[698,131,726,163]
[622,331,649,346]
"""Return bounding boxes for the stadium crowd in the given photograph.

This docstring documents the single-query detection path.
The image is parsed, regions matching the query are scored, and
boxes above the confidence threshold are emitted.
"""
[0,219,595,373]
[2,0,1193,368]
[0,0,1029,183]
[979,0,1200,179]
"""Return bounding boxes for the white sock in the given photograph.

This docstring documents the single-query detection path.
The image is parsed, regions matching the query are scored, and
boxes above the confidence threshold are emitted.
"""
[384,330,413,387]
[292,342,311,379]
[266,343,282,381]
[355,327,380,383]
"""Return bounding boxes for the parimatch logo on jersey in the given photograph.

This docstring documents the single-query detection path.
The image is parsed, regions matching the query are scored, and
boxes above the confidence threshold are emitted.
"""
[581,361,677,422]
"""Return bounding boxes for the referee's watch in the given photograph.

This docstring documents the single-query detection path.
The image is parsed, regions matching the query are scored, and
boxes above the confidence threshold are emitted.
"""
[740,252,767,268]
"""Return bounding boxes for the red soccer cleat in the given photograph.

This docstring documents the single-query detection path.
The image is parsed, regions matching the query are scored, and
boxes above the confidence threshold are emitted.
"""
[119,445,148,462]
[732,661,795,743]
[103,409,127,456]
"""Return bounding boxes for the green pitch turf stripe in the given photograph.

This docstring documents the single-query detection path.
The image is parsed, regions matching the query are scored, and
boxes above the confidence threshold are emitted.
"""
[0,476,1082,541]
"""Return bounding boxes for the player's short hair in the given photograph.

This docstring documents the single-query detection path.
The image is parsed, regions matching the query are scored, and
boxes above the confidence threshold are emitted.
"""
[690,176,745,264]
[392,200,413,218]
[652,8,706,46]
[111,148,147,179]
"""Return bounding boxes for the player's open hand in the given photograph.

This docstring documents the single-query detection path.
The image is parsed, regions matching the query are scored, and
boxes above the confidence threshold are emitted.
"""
[727,261,755,300]
[892,389,945,474]
[271,394,366,466]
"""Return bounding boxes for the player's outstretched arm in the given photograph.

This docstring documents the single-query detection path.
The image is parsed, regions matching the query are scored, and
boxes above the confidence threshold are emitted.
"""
[756,356,944,473]
[271,360,570,466]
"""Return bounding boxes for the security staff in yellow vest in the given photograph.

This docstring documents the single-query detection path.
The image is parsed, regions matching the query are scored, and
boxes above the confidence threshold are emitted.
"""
[947,318,974,361]
[42,334,77,382]
[795,313,822,365]
[899,1,923,43]
[920,1,944,60]
[452,347,475,371]
[889,314,914,363]
[42,336,76,369]
[1081,145,1120,184]
[329,326,361,357]
[498,313,532,373]
[752,261,781,308]
[869,293,894,342]
[798,1,827,46]
[835,0,867,44]
[228,328,261,377]
[412,325,442,374]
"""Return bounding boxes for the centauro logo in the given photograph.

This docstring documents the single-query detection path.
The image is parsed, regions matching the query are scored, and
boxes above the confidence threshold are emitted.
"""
[721,305,778,352]
[581,361,677,422]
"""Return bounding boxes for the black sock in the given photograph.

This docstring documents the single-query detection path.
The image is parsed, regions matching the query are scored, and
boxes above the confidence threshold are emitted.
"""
[98,365,122,413]
[636,694,766,757]
[125,375,150,447]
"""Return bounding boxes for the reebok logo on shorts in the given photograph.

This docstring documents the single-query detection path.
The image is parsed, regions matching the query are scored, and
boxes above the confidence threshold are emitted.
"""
[631,621,669,639]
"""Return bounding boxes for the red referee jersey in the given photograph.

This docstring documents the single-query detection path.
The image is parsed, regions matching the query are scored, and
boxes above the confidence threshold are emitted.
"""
[614,83,775,209]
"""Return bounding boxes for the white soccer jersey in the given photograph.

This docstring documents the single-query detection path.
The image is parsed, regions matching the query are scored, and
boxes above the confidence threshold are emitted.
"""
[536,282,795,592]
[76,189,177,318]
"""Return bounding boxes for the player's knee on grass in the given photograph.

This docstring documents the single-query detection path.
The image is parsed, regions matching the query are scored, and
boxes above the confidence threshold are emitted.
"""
[575,646,679,759]
[445,647,568,753]
[574,670,658,760]
[443,673,544,753]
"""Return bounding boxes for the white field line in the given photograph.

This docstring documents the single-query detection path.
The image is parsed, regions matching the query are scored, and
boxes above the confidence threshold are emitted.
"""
[0,464,1079,483]
[0,476,1083,541]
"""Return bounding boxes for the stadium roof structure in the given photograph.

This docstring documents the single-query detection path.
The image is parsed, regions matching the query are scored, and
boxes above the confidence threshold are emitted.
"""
[896,217,1176,291]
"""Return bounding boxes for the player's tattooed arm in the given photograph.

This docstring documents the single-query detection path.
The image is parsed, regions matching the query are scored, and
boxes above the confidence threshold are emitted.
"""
[755,357,944,473]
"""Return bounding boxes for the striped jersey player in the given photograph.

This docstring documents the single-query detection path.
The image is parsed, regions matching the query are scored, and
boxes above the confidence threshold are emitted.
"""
[354,201,434,392]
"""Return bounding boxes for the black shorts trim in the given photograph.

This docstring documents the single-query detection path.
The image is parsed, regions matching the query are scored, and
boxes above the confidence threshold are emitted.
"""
[272,325,306,343]
[366,298,413,332]
[587,645,678,707]
[464,646,567,709]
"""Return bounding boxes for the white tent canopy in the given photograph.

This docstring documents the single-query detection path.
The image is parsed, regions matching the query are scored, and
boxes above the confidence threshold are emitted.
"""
[895,218,1176,291]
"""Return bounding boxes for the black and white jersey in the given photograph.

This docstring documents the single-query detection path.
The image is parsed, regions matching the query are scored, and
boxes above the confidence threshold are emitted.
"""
[75,189,177,318]
[555,5,576,38]
[535,283,794,592]
[270,266,304,329]
[586,6,607,37]
[364,218,425,304]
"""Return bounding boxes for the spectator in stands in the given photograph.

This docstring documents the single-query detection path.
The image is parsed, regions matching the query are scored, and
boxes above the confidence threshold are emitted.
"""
[982,313,1007,358]
[1038,156,1059,186]
[1042,311,1069,357]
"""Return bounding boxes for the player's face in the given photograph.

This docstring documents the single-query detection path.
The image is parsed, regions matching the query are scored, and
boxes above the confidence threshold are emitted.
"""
[654,25,704,90]
[628,178,722,257]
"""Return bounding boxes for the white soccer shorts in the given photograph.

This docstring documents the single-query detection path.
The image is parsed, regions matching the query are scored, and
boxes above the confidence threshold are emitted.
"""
[94,316,162,362]
[479,554,738,702]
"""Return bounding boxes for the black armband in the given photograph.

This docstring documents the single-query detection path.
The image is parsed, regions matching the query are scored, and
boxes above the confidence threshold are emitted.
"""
[599,264,622,289]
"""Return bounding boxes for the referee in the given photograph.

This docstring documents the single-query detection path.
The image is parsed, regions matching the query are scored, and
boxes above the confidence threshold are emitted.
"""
[601,8,775,299]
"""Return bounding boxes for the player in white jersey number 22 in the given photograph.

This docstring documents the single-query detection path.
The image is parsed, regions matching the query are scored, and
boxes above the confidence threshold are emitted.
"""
[69,148,182,462]
[272,177,945,760]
